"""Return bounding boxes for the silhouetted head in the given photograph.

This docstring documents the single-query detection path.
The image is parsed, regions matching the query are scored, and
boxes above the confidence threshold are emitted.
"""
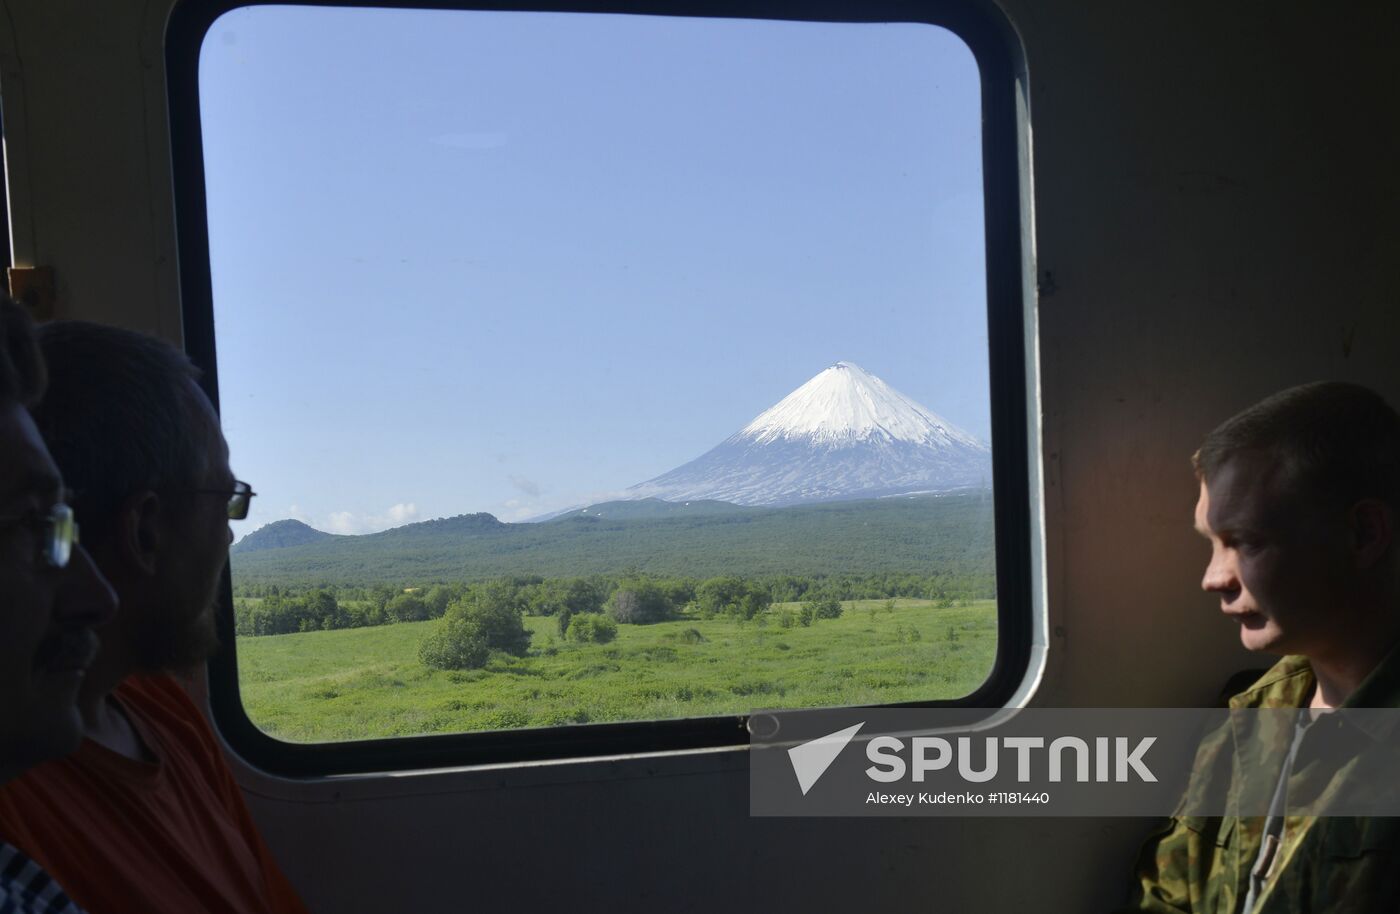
[33,321,234,677]
[1192,381,1400,657]
[0,302,116,777]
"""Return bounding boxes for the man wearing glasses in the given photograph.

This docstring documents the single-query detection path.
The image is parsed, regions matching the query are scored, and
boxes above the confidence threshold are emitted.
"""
[0,321,308,914]
[0,300,117,912]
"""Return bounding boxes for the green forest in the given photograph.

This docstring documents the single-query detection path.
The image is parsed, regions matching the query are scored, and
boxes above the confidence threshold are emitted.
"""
[229,492,995,585]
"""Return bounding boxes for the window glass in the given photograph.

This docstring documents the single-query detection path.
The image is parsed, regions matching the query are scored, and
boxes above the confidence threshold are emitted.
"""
[199,5,996,742]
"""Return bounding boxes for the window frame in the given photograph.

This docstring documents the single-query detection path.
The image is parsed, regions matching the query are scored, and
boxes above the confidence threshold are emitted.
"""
[0,106,10,273]
[166,0,1033,777]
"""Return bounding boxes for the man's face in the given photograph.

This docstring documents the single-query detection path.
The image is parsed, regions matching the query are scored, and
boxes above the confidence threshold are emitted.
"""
[1194,453,1354,656]
[137,384,232,672]
[0,403,117,770]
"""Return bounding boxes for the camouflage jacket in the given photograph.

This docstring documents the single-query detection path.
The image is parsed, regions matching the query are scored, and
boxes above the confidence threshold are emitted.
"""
[1118,646,1400,913]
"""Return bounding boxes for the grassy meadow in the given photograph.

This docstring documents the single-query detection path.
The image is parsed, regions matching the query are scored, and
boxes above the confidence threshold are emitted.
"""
[236,598,998,742]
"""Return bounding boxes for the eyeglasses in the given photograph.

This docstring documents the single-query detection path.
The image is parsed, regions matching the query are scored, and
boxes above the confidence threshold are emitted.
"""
[190,480,256,520]
[0,502,79,568]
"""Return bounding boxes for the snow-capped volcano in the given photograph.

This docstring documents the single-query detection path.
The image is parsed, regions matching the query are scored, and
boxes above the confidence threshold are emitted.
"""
[629,362,990,507]
[740,361,985,448]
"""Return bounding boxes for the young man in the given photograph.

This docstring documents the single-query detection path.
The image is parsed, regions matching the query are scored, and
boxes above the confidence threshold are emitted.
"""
[0,322,309,914]
[1122,381,1400,913]
[0,300,118,913]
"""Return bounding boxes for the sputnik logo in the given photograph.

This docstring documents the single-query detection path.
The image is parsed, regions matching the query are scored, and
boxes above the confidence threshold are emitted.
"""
[787,722,865,795]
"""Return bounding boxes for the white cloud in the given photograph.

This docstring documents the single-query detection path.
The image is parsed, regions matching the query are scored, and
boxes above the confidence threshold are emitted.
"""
[320,502,420,535]
[323,511,359,535]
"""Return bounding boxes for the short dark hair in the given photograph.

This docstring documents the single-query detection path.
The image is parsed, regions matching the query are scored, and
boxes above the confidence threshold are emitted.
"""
[1193,381,1400,511]
[31,321,212,536]
[0,299,46,408]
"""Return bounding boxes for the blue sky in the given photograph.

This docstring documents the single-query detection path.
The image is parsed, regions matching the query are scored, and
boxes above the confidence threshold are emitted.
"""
[198,6,988,534]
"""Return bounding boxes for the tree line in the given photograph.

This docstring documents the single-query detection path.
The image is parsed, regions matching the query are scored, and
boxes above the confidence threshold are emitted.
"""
[415,577,884,671]
[231,570,992,640]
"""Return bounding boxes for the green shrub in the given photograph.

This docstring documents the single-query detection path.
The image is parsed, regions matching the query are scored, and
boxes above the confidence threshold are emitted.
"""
[418,582,532,669]
[797,596,841,626]
[527,577,607,617]
[418,617,490,670]
[424,585,457,618]
[696,577,772,620]
[481,708,531,730]
[386,592,430,622]
[567,614,618,644]
[607,580,674,624]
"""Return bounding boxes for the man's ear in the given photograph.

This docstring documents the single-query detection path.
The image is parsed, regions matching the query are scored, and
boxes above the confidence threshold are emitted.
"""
[117,490,163,577]
[1349,498,1393,570]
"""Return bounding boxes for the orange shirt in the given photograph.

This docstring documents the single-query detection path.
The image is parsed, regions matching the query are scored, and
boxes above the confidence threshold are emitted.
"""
[0,674,309,914]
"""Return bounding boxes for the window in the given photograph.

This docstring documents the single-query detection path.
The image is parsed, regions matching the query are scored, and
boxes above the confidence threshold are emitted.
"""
[168,0,1032,775]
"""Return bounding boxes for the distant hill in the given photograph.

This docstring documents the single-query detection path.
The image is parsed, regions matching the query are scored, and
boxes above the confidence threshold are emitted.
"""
[231,519,338,554]
[547,498,755,522]
[229,492,995,586]
[371,512,507,539]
